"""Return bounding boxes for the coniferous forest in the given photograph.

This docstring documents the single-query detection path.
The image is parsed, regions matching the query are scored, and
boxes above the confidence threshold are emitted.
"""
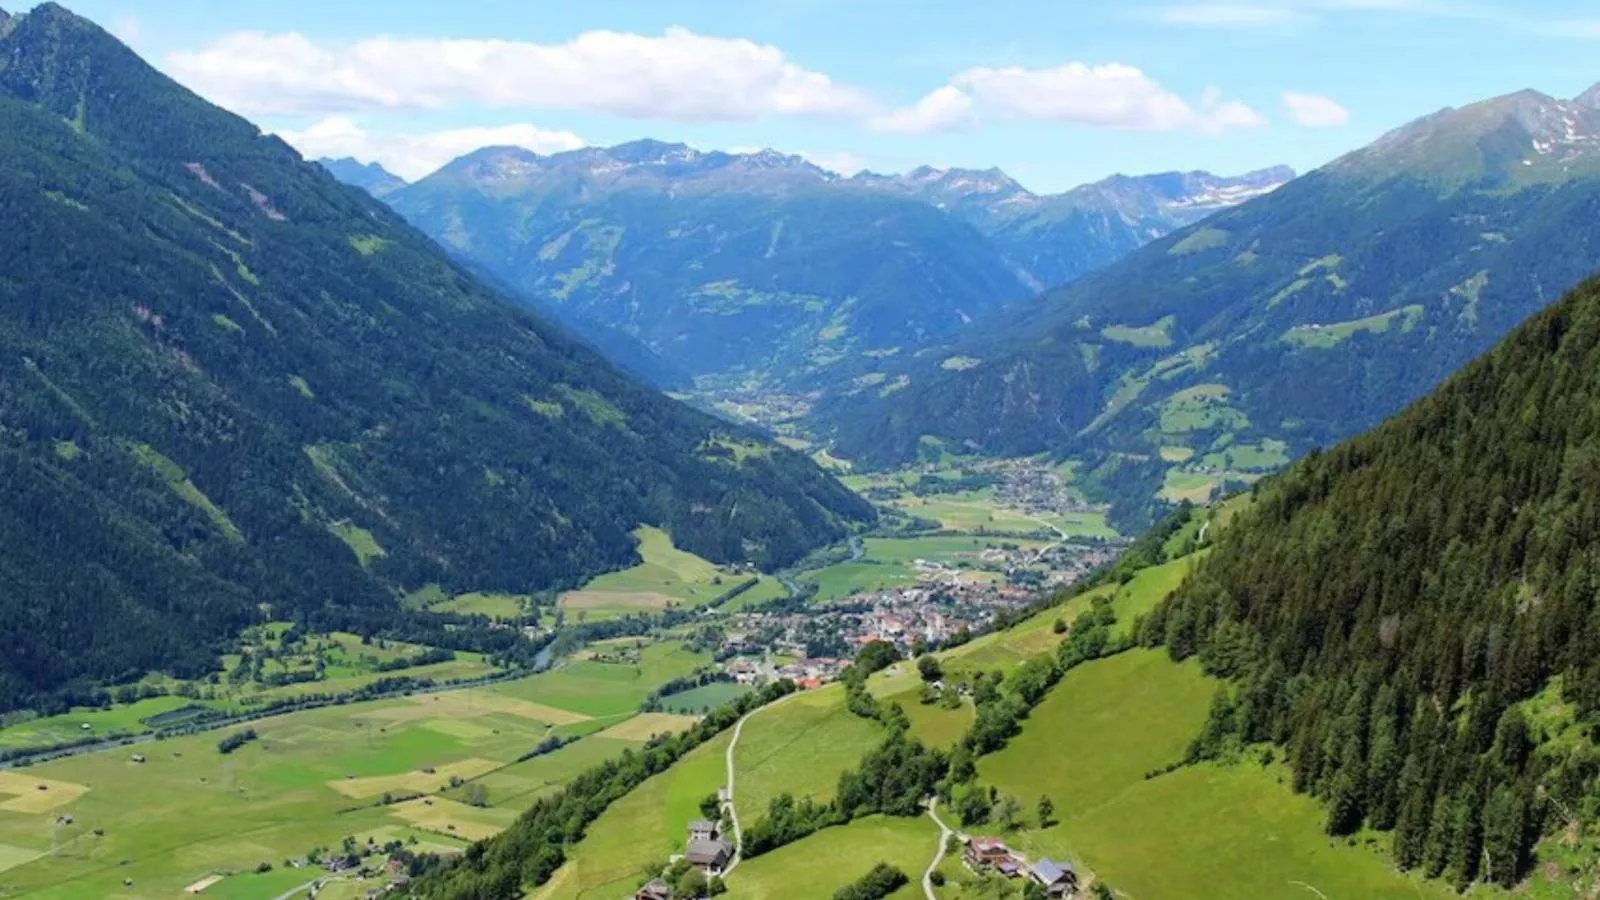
[0,6,871,713]
[1144,275,1600,887]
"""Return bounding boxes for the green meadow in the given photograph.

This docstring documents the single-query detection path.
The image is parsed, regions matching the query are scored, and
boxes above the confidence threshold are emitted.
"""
[801,535,1047,602]
[658,682,753,714]
[731,686,884,823]
[493,641,708,720]
[974,650,1459,900]
[0,639,706,899]
[728,815,931,900]
[558,526,735,619]
[531,731,733,900]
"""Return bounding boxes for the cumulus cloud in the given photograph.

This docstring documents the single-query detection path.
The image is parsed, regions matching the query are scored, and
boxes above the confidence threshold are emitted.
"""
[870,85,976,135]
[166,28,871,122]
[879,63,1261,135]
[274,118,586,180]
[1281,91,1351,126]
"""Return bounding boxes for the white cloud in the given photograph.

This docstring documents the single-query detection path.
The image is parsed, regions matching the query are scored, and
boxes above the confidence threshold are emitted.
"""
[166,28,871,122]
[795,150,870,176]
[880,63,1262,135]
[274,118,585,180]
[1281,91,1351,126]
[870,85,976,135]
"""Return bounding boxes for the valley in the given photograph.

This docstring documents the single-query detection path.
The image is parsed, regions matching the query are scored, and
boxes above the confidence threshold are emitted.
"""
[2,3,1600,900]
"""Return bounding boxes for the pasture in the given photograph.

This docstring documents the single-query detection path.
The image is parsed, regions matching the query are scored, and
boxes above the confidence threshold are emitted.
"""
[728,815,931,899]
[492,641,708,719]
[532,731,733,900]
[0,640,707,899]
[802,535,1046,602]
[657,682,753,714]
[557,526,731,618]
[974,649,1456,900]
[731,685,884,822]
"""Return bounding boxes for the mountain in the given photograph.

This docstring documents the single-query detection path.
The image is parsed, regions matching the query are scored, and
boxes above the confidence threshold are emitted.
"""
[855,164,1295,290]
[820,83,1600,528]
[384,141,1034,388]
[380,142,1284,391]
[1144,273,1600,890]
[0,4,871,712]
[316,156,408,197]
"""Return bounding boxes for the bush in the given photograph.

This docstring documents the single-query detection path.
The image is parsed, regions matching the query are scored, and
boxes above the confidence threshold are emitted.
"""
[832,863,909,900]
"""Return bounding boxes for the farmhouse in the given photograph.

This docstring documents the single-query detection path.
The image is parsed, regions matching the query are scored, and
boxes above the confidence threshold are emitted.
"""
[1029,858,1078,897]
[964,836,1021,876]
[687,819,720,843]
[684,837,733,875]
[634,879,672,900]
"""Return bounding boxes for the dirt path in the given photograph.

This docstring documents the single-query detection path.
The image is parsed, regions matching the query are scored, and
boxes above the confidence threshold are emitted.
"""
[721,691,798,878]
[923,798,955,899]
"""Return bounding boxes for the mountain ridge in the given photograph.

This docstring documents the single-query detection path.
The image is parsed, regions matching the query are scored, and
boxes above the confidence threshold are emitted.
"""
[0,2,870,711]
[315,156,407,197]
[349,138,1286,389]
[818,81,1600,530]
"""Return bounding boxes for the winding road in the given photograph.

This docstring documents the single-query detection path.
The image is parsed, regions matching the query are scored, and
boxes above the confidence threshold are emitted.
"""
[720,690,799,878]
[922,798,956,900]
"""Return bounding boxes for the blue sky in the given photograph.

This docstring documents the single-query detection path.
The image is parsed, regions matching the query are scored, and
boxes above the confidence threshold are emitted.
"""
[44,0,1600,191]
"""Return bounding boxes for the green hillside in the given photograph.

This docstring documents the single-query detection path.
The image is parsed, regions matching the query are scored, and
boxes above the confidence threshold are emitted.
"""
[820,83,1600,529]
[384,144,1032,389]
[0,4,870,714]
[1143,273,1600,890]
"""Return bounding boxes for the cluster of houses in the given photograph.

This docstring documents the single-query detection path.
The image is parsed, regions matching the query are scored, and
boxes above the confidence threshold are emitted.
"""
[964,836,1078,898]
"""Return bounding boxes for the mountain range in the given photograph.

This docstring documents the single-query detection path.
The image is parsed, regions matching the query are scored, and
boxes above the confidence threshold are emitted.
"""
[0,3,869,712]
[324,144,1288,390]
[316,156,407,198]
[818,83,1600,528]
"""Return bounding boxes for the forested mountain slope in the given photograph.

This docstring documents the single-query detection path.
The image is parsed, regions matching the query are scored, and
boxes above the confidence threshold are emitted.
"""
[821,85,1600,526]
[0,4,870,712]
[385,143,1032,388]
[1144,274,1600,888]
[380,143,1285,391]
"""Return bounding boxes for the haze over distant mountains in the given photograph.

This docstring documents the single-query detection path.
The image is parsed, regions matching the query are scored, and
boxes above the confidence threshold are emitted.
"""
[320,144,1290,389]
[818,82,1600,526]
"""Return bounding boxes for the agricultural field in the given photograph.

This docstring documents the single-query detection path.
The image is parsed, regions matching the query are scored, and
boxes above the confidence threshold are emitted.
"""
[532,731,733,900]
[800,535,1047,602]
[557,527,752,620]
[732,686,884,823]
[492,641,708,720]
[1159,468,1221,504]
[888,490,1057,535]
[0,633,502,755]
[657,682,753,715]
[0,696,198,751]
[970,650,1457,900]
[0,639,708,899]
[728,815,932,899]
[1158,384,1249,434]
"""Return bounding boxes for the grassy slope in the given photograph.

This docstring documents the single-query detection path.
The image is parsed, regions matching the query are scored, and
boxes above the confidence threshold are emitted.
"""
[732,685,884,822]
[727,815,931,900]
[533,731,733,900]
[974,650,1459,900]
